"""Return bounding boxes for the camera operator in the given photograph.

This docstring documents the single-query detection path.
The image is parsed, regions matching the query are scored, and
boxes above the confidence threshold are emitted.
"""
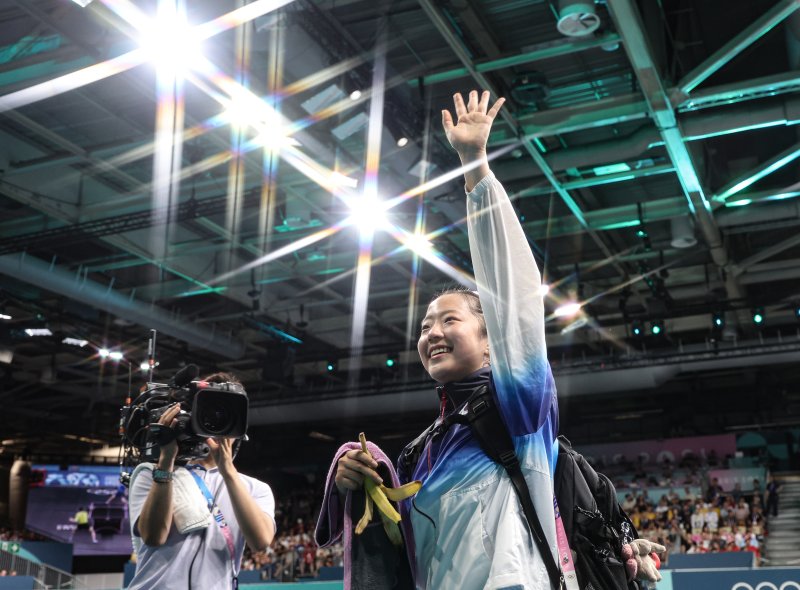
[128,373,275,590]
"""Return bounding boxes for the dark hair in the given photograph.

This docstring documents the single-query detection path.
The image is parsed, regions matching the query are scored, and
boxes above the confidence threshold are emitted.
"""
[430,286,486,336]
[201,372,241,385]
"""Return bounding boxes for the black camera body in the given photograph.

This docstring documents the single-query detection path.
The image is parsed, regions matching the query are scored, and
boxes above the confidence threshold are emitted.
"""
[121,367,249,464]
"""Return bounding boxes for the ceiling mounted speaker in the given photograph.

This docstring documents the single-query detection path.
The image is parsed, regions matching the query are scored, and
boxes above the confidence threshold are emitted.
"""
[510,72,550,107]
[670,215,697,249]
[557,0,601,37]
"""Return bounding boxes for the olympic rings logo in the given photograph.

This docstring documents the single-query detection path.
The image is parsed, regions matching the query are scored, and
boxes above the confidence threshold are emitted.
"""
[731,582,800,590]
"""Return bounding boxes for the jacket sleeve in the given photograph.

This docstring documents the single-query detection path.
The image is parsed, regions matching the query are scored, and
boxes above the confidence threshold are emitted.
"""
[466,172,557,436]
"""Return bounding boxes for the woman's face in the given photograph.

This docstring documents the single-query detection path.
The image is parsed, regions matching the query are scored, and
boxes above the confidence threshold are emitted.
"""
[417,293,488,384]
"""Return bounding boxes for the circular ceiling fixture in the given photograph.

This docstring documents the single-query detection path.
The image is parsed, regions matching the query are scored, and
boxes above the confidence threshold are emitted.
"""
[557,0,601,37]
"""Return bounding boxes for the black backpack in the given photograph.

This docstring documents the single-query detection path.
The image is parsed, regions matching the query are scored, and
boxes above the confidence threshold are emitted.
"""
[439,384,639,590]
[554,436,638,590]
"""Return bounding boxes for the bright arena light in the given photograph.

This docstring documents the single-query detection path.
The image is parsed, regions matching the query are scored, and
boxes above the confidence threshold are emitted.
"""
[396,137,409,147]
[349,90,362,101]
[62,338,89,347]
[109,351,124,361]
[553,301,582,318]
[540,283,551,296]
[98,348,110,358]
[224,94,280,129]
[139,7,202,74]
[140,361,150,371]
[24,328,52,337]
[406,232,433,256]
[348,194,388,233]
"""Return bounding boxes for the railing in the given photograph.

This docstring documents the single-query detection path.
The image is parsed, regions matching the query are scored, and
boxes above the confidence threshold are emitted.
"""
[0,549,74,589]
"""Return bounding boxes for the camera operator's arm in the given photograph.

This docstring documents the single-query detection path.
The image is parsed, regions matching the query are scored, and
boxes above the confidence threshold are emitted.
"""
[136,404,181,546]
[210,438,275,551]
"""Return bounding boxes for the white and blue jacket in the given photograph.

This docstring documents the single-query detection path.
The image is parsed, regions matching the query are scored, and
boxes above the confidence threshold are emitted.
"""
[397,173,560,590]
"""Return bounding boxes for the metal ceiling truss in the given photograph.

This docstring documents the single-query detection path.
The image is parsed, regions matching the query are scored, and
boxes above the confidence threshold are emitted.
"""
[2,0,800,450]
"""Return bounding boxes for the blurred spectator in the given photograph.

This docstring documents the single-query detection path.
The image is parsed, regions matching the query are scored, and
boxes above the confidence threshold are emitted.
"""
[765,475,782,517]
[705,477,723,505]
[622,493,636,513]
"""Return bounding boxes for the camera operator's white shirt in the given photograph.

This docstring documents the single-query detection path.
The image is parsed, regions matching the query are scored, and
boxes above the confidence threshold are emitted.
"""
[129,464,275,590]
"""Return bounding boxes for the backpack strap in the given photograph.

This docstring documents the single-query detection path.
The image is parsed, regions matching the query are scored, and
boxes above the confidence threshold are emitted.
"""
[449,385,562,590]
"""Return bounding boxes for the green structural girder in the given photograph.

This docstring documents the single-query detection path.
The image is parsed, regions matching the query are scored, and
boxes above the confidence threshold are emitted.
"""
[415,0,647,277]
[677,0,800,97]
[715,143,800,201]
[676,70,800,112]
[409,32,622,86]
[516,164,674,198]
[488,93,649,144]
[0,35,60,65]
[520,196,687,240]
[607,0,711,216]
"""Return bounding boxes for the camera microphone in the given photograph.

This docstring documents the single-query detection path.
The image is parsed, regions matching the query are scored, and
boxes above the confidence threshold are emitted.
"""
[170,364,199,388]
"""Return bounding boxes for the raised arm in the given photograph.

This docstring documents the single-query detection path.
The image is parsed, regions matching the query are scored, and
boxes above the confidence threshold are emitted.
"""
[443,90,553,436]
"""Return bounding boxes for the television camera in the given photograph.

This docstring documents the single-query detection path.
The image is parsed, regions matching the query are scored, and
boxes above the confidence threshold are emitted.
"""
[120,363,249,466]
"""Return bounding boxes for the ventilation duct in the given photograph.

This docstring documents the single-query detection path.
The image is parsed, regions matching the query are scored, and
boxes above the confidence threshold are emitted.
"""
[670,215,697,249]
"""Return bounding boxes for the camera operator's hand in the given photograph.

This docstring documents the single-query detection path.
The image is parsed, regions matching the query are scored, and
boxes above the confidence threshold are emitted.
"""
[156,403,181,469]
[207,437,235,477]
[209,437,275,551]
[334,449,382,497]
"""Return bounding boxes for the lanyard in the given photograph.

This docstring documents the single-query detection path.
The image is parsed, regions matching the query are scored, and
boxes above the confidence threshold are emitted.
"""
[186,466,239,590]
[553,496,579,590]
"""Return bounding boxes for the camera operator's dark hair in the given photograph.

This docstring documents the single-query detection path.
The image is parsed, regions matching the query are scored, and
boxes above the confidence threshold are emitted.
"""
[201,372,241,385]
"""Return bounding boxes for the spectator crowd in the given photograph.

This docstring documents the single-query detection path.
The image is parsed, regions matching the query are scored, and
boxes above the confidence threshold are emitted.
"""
[605,452,771,566]
[239,485,343,581]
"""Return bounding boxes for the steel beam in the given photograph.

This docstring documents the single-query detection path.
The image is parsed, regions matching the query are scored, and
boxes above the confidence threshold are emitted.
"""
[409,32,622,87]
[489,93,649,145]
[515,164,674,197]
[676,0,800,98]
[677,70,800,112]
[607,0,737,276]
[417,0,630,278]
[0,252,246,359]
[734,233,800,274]
[715,143,800,202]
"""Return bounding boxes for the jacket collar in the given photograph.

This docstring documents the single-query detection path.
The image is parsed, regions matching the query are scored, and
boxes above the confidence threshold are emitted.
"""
[436,366,492,412]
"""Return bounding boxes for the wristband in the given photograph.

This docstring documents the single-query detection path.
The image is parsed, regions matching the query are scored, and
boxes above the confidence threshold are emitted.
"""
[152,468,173,483]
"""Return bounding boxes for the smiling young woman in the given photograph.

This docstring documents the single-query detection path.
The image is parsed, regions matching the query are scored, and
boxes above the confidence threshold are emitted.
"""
[317,90,560,590]
[417,290,489,384]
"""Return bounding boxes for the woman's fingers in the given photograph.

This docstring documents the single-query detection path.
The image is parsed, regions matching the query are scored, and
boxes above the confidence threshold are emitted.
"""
[336,473,362,491]
[487,97,505,120]
[453,92,467,118]
[467,89,479,112]
[478,90,490,114]
[338,451,382,484]
[442,109,454,133]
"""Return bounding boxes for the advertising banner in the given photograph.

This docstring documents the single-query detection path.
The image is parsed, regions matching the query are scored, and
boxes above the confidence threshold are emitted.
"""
[708,467,766,492]
[671,568,800,590]
[578,434,737,466]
